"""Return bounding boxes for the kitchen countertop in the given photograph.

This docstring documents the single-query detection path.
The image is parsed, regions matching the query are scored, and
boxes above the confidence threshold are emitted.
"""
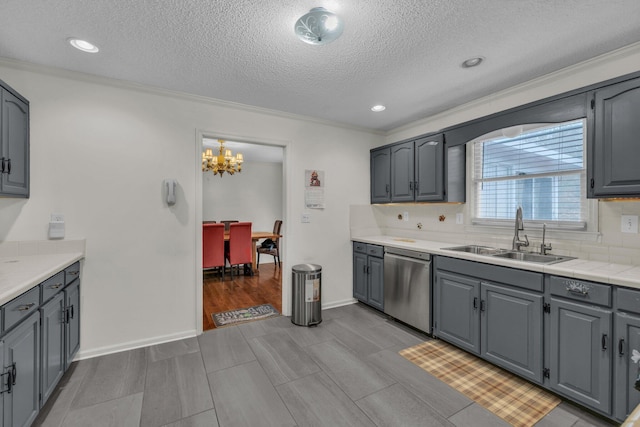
[0,252,84,305]
[353,235,640,290]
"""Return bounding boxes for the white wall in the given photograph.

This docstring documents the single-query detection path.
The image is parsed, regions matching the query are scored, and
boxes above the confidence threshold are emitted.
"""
[0,60,381,358]
[203,160,283,246]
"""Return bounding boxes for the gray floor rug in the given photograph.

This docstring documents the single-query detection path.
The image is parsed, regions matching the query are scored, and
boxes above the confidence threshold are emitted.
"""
[212,303,280,327]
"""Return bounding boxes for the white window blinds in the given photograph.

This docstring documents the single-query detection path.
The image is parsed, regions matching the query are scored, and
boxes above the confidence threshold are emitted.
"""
[472,119,587,229]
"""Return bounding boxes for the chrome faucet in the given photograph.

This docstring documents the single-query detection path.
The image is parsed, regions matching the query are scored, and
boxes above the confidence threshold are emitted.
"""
[512,206,529,251]
[540,223,552,255]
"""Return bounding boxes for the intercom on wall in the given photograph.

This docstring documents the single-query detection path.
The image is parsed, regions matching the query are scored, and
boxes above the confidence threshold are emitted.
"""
[164,179,177,206]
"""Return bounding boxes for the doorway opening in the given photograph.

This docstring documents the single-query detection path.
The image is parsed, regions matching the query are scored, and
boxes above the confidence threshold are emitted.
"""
[200,137,285,331]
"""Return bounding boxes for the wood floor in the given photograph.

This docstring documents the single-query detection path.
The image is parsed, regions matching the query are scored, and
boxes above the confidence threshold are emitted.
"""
[203,263,282,331]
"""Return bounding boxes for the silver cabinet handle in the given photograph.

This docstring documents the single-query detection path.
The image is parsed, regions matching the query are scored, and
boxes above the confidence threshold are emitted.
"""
[566,283,589,295]
[49,283,63,289]
[17,303,35,311]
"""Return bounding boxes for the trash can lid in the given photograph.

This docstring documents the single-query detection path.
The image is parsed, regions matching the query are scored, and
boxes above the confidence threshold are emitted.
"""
[292,263,322,273]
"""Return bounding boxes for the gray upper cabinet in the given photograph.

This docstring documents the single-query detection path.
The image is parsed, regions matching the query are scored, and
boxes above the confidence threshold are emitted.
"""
[371,133,464,204]
[414,135,444,201]
[0,82,29,198]
[370,147,391,203]
[588,76,640,198]
[390,141,414,202]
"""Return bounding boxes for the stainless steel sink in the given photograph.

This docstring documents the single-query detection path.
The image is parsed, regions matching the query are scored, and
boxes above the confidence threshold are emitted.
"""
[442,245,574,264]
[442,245,506,255]
[491,251,575,264]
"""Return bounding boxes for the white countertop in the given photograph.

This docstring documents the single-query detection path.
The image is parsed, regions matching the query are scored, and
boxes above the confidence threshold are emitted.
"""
[0,252,84,305]
[354,235,640,290]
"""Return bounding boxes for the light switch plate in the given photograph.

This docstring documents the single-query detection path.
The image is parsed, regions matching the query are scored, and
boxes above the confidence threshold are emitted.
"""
[301,213,311,223]
[621,215,638,233]
[456,213,464,224]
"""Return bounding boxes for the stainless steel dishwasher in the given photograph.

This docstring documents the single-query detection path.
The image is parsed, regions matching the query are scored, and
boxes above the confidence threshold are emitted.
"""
[383,247,431,333]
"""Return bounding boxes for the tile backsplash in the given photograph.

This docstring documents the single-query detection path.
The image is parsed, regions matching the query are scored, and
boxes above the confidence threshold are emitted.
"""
[351,200,640,266]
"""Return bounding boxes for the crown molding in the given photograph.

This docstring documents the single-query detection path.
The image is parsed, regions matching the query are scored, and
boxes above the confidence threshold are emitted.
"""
[0,57,384,136]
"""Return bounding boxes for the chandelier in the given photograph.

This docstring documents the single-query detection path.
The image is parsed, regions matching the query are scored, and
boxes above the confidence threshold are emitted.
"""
[202,139,244,177]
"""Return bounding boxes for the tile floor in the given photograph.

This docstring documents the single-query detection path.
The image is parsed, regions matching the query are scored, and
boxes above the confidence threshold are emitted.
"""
[34,303,616,427]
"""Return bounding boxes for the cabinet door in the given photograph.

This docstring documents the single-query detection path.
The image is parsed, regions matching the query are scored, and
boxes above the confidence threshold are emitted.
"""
[390,141,415,202]
[1,88,29,197]
[41,293,65,406]
[370,147,391,203]
[434,271,480,354]
[549,298,611,414]
[353,252,368,302]
[481,282,543,383]
[414,135,444,202]
[367,256,384,311]
[590,78,640,197]
[65,281,81,369]
[614,313,640,421]
[3,311,40,427]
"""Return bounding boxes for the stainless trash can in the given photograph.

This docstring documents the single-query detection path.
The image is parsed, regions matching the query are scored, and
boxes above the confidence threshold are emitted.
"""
[291,264,322,326]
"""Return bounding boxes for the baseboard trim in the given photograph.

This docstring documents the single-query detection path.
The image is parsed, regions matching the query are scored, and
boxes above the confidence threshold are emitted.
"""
[322,298,357,310]
[75,329,197,361]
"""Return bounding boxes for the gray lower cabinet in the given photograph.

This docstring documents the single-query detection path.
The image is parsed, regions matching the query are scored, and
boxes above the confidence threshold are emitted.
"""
[481,282,543,383]
[352,242,384,311]
[40,293,65,406]
[64,280,80,369]
[615,313,640,421]
[2,311,40,427]
[0,83,30,198]
[433,270,480,354]
[434,266,543,383]
[548,297,612,414]
[588,76,640,198]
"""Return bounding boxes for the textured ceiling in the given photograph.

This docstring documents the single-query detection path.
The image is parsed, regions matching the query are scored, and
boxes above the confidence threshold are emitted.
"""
[1,1,640,132]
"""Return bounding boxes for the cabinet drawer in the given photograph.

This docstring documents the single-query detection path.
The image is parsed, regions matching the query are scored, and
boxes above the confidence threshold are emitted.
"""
[366,244,384,258]
[617,287,640,314]
[353,242,367,254]
[549,276,611,307]
[65,261,81,285]
[41,271,65,302]
[3,286,40,332]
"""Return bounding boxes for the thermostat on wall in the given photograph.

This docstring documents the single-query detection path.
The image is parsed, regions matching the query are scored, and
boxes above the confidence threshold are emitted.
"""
[49,213,65,239]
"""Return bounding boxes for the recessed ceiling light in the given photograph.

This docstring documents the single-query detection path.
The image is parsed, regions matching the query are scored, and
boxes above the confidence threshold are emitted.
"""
[371,105,386,112]
[68,38,99,53]
[461,57,483,68]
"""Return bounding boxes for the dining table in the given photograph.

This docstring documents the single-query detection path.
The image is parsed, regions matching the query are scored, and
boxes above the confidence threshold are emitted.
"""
[223,231,281,273]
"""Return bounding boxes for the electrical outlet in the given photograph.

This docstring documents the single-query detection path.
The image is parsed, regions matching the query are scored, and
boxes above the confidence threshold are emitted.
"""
[403,211,409,222]
[456,213,463,224]
[621,215,638,233]
[301,213,311,223]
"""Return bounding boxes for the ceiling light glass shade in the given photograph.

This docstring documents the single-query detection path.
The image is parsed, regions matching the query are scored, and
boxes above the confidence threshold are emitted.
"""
[294,7,344,45]
[68,38,99,53]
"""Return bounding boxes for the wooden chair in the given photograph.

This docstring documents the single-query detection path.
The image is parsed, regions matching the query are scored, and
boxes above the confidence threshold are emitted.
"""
[220,220,239,231]
[225,222,253,278]
[257,220,282,269]
[203,223,226,280]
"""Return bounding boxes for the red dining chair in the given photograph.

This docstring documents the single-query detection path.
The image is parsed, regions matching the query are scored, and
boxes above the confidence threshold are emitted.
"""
[257,220,282,269]
[203,223,226,280]
[226,222,253,278]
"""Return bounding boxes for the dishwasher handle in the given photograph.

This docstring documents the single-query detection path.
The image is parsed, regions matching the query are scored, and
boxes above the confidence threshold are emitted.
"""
[384,248,431,262]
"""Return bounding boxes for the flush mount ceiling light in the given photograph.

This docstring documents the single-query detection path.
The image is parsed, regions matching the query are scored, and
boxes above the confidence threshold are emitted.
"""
[461,57,483,68]
[68,38,99,53]
[294,7,344,45]
[371,105,386,112]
